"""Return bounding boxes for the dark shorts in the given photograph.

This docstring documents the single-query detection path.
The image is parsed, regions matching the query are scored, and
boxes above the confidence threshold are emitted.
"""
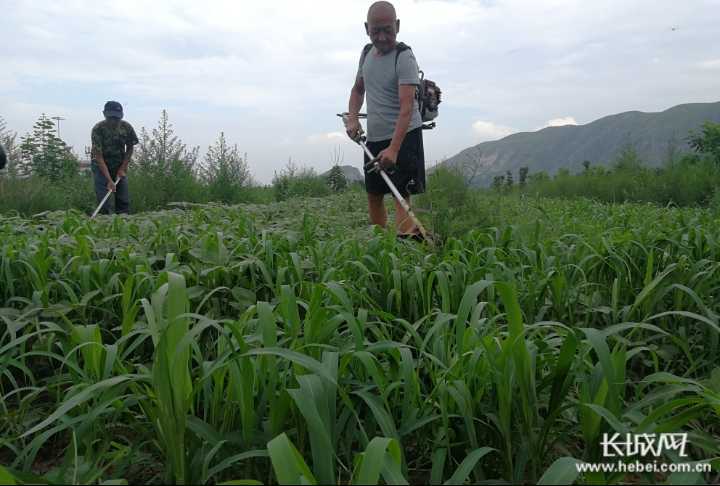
[364,127,425,197]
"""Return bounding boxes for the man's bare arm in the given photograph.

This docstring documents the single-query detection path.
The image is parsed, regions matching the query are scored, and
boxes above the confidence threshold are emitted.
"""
[346,77,366,139]
[387,84,416,152]
[349,77,365,116]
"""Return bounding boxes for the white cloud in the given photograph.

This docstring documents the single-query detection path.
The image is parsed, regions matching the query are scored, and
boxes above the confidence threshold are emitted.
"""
[0,0,718,183]
[472,121,516,141]
[306,132,348,144]
[544,116,578,128]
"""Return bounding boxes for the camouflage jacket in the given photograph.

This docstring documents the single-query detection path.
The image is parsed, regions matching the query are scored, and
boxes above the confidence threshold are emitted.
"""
[91,120,139,169]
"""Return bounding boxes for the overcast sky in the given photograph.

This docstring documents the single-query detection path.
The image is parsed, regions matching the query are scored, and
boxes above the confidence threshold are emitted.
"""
[1,0,719,182]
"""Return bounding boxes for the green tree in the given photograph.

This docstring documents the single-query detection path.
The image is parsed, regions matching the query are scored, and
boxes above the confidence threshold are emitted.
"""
[665,134,680,167]
[688,121,720,165]
[18,114,78,180]
[130,110,203,209]
[518,166,529,187]
[272,158,330,201]
[272,158,297,201]
[491,174,505,191]
[505,170,514,188]
[528,171,550,184]
[555,168,570,179]
[326,164,347,192]
[203,132,252,203]
[613,144,643,172]
[135,110,199,177]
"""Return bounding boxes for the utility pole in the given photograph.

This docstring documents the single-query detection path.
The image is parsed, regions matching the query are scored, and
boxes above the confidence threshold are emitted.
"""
[51,116,65,139]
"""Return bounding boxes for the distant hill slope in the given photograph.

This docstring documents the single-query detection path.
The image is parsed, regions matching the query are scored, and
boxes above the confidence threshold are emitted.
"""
[321,165,364,182]
[440,101,720,186]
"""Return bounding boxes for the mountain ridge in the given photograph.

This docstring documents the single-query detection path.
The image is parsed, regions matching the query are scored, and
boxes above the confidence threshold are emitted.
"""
[439,101,720,186]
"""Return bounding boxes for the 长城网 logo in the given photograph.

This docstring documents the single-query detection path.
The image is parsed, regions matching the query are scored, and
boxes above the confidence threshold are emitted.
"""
[601,433,689,458]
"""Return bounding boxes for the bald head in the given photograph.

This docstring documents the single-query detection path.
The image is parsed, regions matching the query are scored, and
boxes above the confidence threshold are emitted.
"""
[367,1,397,22]
[365,1,400,54]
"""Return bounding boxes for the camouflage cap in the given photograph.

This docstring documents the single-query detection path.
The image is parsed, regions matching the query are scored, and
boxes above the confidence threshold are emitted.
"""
[103,100,123,119]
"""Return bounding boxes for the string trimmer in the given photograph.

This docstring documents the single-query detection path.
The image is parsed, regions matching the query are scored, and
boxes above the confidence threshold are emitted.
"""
[338,112,432,244]
[91,177,121,219]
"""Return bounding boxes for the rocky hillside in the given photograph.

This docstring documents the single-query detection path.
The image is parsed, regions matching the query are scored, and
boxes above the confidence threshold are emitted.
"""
[440,101,720,186]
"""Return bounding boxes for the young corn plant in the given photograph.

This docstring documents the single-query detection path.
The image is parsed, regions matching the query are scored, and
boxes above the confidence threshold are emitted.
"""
[138,272,193,484]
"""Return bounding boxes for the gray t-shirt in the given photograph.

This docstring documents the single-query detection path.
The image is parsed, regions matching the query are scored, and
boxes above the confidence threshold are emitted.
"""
[356,44,423,142]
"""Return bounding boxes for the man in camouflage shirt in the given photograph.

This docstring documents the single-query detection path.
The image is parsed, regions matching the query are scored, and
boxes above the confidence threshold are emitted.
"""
[91,101,139,214]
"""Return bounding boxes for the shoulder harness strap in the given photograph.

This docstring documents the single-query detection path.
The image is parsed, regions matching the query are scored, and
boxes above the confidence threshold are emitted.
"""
[395,42,411,66]
[359,43,373,67]
[361,42,412,67]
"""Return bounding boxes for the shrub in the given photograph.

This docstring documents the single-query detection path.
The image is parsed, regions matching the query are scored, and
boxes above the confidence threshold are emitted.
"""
[272,162,331,201]
[415,166,494,240]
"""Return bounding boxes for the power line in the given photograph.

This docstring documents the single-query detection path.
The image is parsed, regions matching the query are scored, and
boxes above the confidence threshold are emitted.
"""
[51,116,66,139]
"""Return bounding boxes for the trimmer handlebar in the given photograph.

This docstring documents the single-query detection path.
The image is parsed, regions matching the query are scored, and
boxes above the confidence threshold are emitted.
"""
[338,113,387,174]
[336,113,367,119]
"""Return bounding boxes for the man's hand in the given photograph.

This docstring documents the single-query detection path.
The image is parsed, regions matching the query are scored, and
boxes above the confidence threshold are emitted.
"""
[344,116,363,142]
[376,146,399,169]
[117,168,127,179]
[107,180,117,193]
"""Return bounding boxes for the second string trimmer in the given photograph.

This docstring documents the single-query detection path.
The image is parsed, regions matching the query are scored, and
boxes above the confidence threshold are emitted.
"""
[91,176,122,219]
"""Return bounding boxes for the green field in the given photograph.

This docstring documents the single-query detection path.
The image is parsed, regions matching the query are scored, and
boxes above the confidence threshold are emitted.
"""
[1,193,719,484]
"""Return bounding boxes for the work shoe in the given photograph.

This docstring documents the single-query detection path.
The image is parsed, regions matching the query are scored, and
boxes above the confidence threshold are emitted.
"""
[396,231,426,243]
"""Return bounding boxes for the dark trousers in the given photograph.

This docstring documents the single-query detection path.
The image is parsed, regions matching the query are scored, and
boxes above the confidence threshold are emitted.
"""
[92,163,129,214]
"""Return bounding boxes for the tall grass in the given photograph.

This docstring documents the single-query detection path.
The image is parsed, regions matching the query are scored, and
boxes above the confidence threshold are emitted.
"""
[1,192,719,484]
[0,169,274,216]
[525,155,720,206]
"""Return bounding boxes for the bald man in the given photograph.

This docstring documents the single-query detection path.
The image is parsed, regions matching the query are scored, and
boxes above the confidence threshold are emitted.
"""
[346,1,426,237]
